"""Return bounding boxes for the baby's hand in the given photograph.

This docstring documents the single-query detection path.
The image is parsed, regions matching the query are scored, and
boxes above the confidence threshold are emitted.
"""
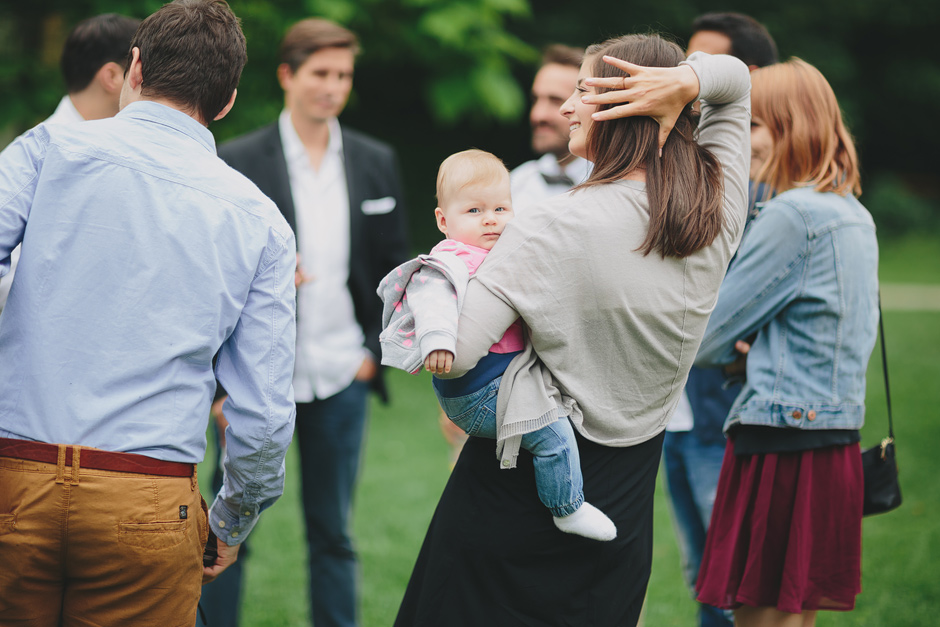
[424,350,454,375]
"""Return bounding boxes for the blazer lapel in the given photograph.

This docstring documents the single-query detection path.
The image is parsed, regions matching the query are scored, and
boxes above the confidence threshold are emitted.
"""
[342,126,364,264]
[266,126,297,236]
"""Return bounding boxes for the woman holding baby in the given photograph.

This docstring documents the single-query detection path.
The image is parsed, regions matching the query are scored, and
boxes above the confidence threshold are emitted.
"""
[396,33,751,626]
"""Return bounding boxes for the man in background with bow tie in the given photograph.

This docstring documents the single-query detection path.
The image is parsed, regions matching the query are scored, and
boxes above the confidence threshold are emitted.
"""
[509,44,591,213]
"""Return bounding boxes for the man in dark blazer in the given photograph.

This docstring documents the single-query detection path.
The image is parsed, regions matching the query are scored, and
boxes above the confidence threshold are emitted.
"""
[217,18,408,627]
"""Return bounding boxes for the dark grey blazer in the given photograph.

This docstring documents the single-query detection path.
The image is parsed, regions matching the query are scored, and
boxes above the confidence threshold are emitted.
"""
[218,122,409,401]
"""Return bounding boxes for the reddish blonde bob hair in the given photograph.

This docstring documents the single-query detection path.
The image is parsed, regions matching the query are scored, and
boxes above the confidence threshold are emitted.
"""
[750,58,861,197]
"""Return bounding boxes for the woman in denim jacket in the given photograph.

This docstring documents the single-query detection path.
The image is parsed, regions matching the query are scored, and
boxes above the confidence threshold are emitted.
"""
[694,58,878,627]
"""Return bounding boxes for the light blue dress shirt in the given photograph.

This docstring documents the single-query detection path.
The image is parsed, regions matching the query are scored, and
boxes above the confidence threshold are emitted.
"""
[0,101,297,544]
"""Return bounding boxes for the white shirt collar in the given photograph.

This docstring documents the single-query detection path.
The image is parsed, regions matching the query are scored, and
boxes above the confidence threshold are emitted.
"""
[278,110,344,165]
[535,152,563,176]
[45,95,86,125]
[535,152,591,184]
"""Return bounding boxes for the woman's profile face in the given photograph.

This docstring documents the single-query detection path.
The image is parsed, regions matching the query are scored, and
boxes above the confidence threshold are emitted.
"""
[560,56,598,160]
[750,117,774,175]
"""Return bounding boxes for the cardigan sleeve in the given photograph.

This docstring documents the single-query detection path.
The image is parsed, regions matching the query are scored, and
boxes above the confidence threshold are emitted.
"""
[440,277,520,378]
[682,52,752,237]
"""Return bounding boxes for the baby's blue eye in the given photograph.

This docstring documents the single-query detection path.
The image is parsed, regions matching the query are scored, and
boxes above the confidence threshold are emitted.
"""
[468,208,480,213]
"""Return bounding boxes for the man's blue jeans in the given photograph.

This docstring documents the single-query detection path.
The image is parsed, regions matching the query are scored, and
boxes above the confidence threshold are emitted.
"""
[663,430,733,627]
[435,376,583,517]
[295,380,370,627]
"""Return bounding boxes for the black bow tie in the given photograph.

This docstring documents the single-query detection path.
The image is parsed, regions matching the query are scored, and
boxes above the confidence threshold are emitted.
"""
[540,172,575,187]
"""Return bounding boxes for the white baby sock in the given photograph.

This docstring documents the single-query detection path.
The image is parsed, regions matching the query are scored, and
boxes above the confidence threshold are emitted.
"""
[552,502,617,541]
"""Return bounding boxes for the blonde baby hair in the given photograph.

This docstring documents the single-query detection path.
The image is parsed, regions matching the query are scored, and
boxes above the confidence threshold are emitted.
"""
[436,149,510,209]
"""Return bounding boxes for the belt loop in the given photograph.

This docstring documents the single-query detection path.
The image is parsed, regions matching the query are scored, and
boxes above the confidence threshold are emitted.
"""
[56,445,67,484]
[71,446,81,485]
[191,466,198,491]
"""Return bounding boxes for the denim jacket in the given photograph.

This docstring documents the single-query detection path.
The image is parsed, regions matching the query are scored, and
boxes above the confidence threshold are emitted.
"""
[695,187,879,432]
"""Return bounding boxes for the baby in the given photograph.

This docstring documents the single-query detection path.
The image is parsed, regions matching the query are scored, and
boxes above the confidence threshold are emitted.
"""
[378,149,615,541]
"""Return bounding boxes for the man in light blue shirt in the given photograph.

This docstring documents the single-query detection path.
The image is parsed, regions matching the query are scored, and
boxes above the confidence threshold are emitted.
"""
[0,1,296,624]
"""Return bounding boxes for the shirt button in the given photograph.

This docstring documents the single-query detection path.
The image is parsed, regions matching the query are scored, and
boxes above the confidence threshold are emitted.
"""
[244,511,251,517]
[807,410,817,421]
[792,410,802,420]
[231,531,239,538]
[502,460,511,467]
[218,520,226,528]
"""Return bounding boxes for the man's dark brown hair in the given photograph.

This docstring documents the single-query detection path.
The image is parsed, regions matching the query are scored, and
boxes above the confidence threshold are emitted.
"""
[691,12,778,68]
[541,44,583,70]
[127,0,246,124]
[279,18,359,72]
[62,13,140,93]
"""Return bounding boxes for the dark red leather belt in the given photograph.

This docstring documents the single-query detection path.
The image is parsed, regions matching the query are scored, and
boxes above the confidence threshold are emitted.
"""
[0,437,194,477]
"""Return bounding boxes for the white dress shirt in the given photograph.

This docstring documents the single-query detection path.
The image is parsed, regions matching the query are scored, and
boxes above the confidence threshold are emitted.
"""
[45,95,85,126]
[279,110,367,402]
[665,390,694,432]
[509,153,591,214]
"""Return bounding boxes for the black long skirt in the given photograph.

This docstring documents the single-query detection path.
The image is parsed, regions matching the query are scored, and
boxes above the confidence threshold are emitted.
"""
[395,428,665,627]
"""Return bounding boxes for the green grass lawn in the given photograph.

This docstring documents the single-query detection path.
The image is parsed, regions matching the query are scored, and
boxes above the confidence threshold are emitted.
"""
[200,233,940,626]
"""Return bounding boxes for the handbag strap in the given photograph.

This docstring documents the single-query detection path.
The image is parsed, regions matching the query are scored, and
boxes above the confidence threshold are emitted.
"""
[878,293,894,443]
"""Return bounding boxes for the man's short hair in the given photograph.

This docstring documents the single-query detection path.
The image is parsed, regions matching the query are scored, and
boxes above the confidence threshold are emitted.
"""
[127,0,246,124]
[541,44,583,69]
[279,19,360,73]
[691,12,778,68]
[61,13,140,93]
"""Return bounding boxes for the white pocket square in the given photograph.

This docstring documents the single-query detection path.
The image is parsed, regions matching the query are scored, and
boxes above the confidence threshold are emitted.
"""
[361,196,396,215]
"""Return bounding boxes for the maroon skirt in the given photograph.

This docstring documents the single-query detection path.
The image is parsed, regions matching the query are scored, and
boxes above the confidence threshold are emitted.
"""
[696,438,863,614]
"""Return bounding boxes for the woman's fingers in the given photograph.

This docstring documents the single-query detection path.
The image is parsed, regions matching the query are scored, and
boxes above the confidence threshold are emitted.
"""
[600,55,641,74]
[582,76,633,91]
[582,60,699,150]
[581,88,636,105]
[591,103,636,121]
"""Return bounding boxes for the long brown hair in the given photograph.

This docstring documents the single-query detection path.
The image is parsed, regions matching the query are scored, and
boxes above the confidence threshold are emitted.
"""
[750,58,861,197]
[579,34,724,259]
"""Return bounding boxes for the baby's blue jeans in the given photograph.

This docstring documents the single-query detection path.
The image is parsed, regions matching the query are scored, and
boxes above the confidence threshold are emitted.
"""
[434,376,584,517]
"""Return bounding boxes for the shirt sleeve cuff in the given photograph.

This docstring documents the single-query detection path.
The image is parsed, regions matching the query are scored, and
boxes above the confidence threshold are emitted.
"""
[208,496,260,546]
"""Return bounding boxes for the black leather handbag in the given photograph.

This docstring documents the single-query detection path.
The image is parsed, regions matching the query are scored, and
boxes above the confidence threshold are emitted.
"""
[861,298,902,516]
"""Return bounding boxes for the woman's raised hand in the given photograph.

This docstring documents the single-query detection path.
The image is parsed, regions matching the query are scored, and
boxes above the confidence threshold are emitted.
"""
[582,56,700,152]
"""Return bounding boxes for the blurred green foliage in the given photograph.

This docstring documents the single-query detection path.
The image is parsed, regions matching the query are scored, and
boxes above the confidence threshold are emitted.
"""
[2,0,937,249]
[865,174,939,237]
[0,0,536,131]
